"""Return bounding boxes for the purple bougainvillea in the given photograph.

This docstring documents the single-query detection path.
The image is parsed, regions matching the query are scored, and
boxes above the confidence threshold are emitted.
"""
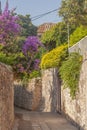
[34,59,40,70]
[22,36,42,56]
[21,36,43,74]
[0,1,20,45]
[0,1,43,79]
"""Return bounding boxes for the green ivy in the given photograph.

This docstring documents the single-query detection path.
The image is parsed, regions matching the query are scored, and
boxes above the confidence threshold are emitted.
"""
[59,52,82,98]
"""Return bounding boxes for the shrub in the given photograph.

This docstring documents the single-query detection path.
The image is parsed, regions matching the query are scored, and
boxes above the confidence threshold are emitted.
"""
[59,52,82,98]
[0,1,43,81]
[29,70,41,79]
[70,25,87,46]
[0,1,20,45]
[41,25,56,50]
[0,52,17,65]
[40,44,68,69]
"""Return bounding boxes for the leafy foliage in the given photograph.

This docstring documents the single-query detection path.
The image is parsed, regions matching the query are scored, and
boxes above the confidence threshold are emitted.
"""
[29,70,41,79]
[70,25,87,46]
[0,52,16,65]
[40,45,68,69]
[41,22,76,51]
[59,0,87,26]
[0,1,20,45]
[41,25,57,50]
[18,14,37,37]
[12,36,43,79]
[59,52,82,98]
[0,2,43,80]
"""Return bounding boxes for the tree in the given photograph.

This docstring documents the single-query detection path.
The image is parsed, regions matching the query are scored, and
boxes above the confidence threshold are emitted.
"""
[0,1,42,80]
[59,0,87,26]
[0,0,20,45]
[41,22,75,51]
[13,36,43,78]
[0,0,21,57]
[15,14,37,55]
[18,14,37,37]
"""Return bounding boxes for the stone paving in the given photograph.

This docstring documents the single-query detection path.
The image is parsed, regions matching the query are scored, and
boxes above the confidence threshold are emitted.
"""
[12,107,78,130]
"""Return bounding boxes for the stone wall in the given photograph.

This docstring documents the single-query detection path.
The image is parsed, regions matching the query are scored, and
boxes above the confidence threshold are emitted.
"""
[14,68,58,112]
[69,36,87,55]
[61,55,87,130]
[14,51,87,129]
[14,78,42,111]
[61,38,87,130]
[0,62,14,130]
[41,68,58,112]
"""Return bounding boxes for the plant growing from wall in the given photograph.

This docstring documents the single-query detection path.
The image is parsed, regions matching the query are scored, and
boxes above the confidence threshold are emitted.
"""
[59,52,82,98]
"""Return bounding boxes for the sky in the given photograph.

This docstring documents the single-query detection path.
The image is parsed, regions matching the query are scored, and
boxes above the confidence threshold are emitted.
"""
[0,0,62,26]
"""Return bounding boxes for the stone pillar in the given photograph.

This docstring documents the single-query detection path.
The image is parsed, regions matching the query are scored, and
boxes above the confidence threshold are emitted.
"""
[0,63,14,130]
[41,68,58,112]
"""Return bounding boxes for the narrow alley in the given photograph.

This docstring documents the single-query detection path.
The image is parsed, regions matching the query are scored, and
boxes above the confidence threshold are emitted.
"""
[12,107,78,130]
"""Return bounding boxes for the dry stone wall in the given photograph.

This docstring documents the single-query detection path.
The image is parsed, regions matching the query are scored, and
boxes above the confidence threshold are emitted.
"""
[61,54,87,130]
[0,62,14,130]
[61,37,87,130]
[14,68,58,112]
[14,48,87,129]
[14,78,42,111]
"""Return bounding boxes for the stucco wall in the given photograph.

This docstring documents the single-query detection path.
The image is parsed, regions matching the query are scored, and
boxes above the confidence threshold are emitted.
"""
[0,62,14,130]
